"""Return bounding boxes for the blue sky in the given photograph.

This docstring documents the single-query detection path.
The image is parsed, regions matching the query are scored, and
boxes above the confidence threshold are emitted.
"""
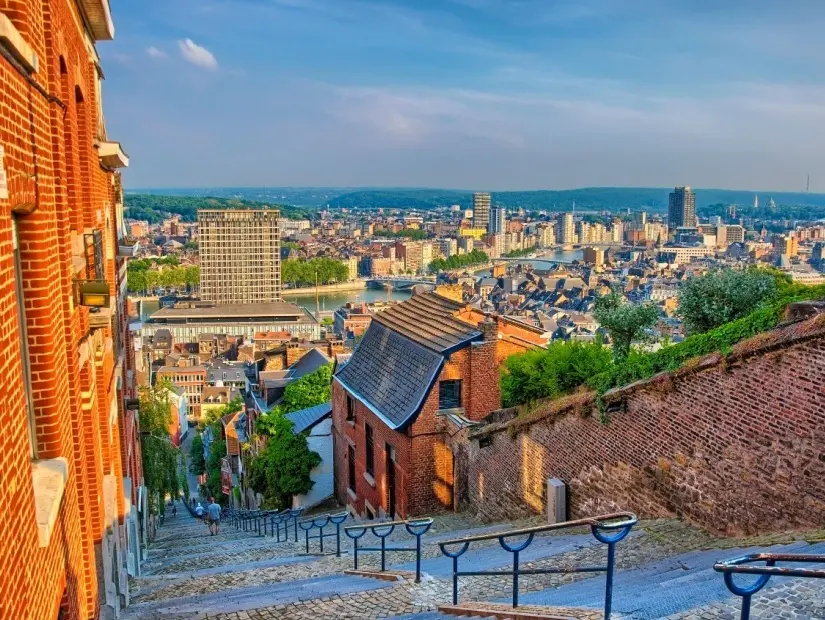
[101,0,825,191]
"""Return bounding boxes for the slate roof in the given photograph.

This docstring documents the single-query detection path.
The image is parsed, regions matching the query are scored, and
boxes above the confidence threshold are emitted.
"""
[285,402,332,434]
[335,322,443,430]
[371,292,481,354]
[289,348,330,378]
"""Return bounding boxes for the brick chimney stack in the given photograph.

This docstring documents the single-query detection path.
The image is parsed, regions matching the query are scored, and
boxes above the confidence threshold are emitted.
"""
[481,317,498,342]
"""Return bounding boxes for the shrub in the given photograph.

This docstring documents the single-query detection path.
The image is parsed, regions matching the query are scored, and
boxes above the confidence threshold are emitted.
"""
[594,289,659,361]
[677,268,778,335]
[501,340,612,407]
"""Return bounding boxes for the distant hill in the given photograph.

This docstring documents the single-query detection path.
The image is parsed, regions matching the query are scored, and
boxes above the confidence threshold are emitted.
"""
[124,194,310,224]
[125,186,825,215]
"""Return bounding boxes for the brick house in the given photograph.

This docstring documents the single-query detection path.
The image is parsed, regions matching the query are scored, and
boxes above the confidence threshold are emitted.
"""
[332,292,541,519]
[1,1,137,617]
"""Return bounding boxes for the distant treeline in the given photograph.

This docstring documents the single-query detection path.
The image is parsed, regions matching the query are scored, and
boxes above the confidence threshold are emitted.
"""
[124,194,311,224]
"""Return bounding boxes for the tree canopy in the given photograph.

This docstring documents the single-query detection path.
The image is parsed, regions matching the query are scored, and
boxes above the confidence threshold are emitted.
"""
[429,249,489,273]
[282,258,350,288]
[677,268,778,335]
[125,194,309,223]
[139,381,182,515]
[594,289,659,362]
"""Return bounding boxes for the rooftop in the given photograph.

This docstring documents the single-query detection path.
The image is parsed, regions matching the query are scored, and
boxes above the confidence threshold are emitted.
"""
[284,402,332,434]
[371,292,481,354]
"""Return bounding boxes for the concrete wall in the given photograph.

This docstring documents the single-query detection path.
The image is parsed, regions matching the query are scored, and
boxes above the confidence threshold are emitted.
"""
[294,417,334,510]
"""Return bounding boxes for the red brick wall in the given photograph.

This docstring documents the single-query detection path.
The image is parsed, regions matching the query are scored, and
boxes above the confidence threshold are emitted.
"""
[0,2,127,618]
[459,325,825,536]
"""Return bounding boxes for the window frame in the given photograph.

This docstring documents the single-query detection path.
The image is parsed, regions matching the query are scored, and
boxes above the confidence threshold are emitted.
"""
[365,423,374,477]
[438,379,463,410]
[13,216,38,458]
[347,444,357,492]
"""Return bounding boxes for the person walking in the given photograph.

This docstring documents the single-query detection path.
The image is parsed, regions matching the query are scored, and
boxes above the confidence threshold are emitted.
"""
[206,497,222,536]
[195,502,204,522]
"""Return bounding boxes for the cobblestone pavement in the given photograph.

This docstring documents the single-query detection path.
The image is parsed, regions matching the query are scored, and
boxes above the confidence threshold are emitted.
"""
[125,503,825,620]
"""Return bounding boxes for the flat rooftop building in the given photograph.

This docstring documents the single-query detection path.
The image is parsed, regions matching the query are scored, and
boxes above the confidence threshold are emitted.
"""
[199,209,282,304]
[139,301,320,341]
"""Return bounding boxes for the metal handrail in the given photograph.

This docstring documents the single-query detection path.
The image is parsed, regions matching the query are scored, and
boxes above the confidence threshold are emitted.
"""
[714,552,825,620]
[345,517,433,582]
[298,511,349,556]
[438,511,637,617]
[270,507,304,542]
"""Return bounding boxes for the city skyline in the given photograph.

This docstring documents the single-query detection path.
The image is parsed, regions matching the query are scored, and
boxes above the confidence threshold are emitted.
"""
[104,1,825,191]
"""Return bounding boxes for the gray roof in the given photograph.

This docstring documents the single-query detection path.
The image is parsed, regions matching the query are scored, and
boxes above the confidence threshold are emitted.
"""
[150,302,312,321]
[335,321,443,430]
[289,348,330,378]
[285,402,332,434]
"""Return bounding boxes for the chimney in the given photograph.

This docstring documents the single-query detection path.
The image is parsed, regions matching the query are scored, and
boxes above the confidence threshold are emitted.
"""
[328,339,344,357]
[286,342,302,367]
[481,317,498,342]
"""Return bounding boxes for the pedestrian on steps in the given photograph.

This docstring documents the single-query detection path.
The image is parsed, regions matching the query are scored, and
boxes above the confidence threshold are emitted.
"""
[206,497,222,536]
[195,502,204,521]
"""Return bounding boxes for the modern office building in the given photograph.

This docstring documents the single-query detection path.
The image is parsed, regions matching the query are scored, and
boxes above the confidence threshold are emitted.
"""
[472,192,491,231]
[198,210,281,304]
[559,212,576,244]
[668,186,697,229]
[489,206,506,234]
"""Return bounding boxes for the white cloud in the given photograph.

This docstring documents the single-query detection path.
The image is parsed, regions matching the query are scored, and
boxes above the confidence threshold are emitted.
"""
[146,46,167,59]
[178,39,218,70]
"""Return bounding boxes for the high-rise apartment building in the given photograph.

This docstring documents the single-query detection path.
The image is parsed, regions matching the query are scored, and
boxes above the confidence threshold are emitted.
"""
[489,206,506,234]
[199,210,282,303]
[559,212,576,244]
[472,192,491,231]
[1,3,140,618]
[668,186,697,228]
[632,211,647,230]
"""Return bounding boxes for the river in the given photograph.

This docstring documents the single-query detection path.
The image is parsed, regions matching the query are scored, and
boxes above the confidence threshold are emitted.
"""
[139,288,412,321]
[138,248,581,321]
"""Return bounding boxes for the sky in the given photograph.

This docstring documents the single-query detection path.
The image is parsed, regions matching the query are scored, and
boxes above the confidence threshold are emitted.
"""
[101,0,825,191]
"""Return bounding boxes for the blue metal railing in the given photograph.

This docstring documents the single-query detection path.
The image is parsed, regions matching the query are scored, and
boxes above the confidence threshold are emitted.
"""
[438,511,637,617]
[345,517,433,583]
[298,512,349,556]
[270,508,304,542]
[714,552,825,620]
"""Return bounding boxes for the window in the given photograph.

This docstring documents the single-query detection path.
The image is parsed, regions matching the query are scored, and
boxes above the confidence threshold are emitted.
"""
[13,217,37,458]
[438,379,462,410]
[365,424,374,477]
[347,445,356,492]
[346,394,355,422]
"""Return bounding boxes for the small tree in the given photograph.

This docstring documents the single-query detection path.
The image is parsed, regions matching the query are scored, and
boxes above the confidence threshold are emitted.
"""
[248,415,321,510]
[677,268,778,335]
[189,433,205,476]
[139,381,181,515]
[594,289,659,362]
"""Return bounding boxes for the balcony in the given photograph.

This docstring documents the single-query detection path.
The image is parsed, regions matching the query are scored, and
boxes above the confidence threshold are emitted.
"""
[118,238,140,258]
[96,141,129,169]
[76,0,115,41]
[88,294,116,330]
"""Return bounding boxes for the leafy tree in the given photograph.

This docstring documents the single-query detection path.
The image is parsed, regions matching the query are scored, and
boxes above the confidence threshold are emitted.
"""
[199,396,244,431]
[321,317,334,326]
[125,194,309,223]
[247,415,322,510]
[677,268,778,335]
[505,247,535,258]
[189,433,205,476]
[429,249,489,273]
[500,340,612,407]
[282,257,350,287]
[256,365,332,436]
[203,438,227,504]
[594,289,659,362]
[139,381,181,515]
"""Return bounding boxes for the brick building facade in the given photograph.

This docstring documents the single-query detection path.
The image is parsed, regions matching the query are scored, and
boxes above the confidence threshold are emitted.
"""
[457,307,825,536]
[0,1,138,618]
[332,292,541,519]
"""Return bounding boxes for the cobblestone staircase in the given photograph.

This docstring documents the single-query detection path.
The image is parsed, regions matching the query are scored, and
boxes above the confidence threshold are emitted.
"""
[123,501,825,620]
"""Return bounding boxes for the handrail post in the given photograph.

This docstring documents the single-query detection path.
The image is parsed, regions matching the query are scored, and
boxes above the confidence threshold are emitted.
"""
[740,594,752,620]
[415,532,422,583]
[452,556,459,605]
[305,527,310,553]
[512,550,520,608]
[353,536,359,569]
[319,523,325,554]
[380,534,386,571]
[604,541,616,619]
[335,521,342,557]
